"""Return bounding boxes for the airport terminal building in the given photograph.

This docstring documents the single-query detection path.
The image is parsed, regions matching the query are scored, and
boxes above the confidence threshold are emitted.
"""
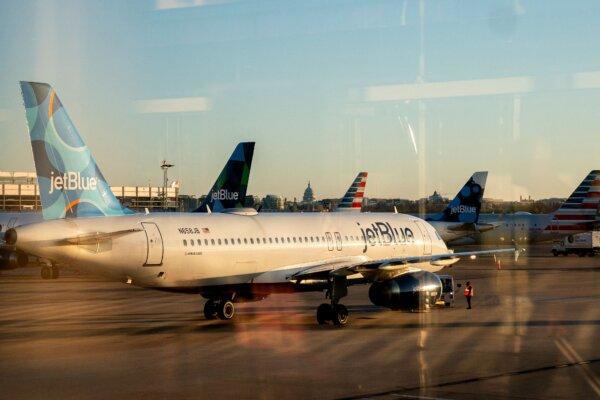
[0,171,180,212]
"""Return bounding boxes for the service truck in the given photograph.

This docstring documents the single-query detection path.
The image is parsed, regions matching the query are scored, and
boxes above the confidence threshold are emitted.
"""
[552,231,600,257]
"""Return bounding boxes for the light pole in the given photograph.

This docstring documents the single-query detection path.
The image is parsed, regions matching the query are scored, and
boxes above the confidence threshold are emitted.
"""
[161,160,174,210]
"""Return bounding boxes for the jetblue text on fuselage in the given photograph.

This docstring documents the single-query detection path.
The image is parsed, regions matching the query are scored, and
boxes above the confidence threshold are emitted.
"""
[358,221,415,253]
[49,171,98,194]
[211,189,239,201]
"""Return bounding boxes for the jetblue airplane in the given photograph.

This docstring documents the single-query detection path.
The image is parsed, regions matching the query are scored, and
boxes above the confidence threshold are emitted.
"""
[6,82,515,326]
[0,141,256,276]
[425,171,496,243]
[472,170,600,245]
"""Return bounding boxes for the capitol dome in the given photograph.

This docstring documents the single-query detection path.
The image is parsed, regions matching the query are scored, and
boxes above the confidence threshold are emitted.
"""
[303,181,315,203]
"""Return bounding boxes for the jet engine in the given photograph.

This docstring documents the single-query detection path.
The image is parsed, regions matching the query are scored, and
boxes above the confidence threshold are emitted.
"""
[0,248,28,270]
[369,271,442,311]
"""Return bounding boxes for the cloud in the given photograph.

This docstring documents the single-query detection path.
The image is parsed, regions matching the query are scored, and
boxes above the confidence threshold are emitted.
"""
[155,0,235,10]
[134,97,211,114]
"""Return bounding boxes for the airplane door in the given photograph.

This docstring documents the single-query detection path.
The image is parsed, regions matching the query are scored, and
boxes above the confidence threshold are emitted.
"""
[325,232,334,251]
[416,221,432,255]
[334,232,342,251]
[142,222,164,266]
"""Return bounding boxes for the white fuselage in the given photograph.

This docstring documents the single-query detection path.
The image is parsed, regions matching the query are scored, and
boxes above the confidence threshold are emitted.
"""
[14,212,449,293]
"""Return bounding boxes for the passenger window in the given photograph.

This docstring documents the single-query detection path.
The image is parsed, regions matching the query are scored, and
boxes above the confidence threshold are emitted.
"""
[299,237,302,243]
[269,238,273,244]
[310,237,314,242]
[244,238,248,244]
[293,237,297,243]
[250,238,254,244]
[204,239,208,246]
[224,238,228,245]
[211,239,215,245]
[197,239,202,246]
[190,240,194,246]
[237,238,241,244]
[304,236,308,242]
[183,239,187,246]
[287,237,291,243]
[275,237,279,243]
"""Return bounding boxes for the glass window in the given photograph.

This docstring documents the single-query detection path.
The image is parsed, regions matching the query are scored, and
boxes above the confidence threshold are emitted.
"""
[204,239,208,246]
[197,239,202,246]
[237,238,241,244]
[275,237,279,243]
[190,240,194,246]
[250,238,254,244]
[183,239,187,246]
[244,238,248,244]
[224,238,228,245]
[211,239,215,245]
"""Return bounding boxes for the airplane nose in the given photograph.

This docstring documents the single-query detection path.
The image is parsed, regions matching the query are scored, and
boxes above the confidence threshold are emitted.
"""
[4,228,17,245]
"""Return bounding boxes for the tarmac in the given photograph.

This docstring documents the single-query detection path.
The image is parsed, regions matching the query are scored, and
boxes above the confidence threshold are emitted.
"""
[0,246,598,399]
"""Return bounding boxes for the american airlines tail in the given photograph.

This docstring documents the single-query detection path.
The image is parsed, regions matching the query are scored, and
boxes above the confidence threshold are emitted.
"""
[428,171,488,224]
[194,142,255,213]
[544,170,600,233]
[20,81,132,220]
[335,172,367,212]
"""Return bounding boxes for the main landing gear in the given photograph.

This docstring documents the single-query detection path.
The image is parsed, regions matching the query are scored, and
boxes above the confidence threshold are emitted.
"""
[204,296,236,320]
[41,263,59,280]
[316,276,349,326]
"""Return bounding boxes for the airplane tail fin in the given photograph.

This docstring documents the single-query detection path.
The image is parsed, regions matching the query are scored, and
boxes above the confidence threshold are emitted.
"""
[545,170,600,232]
[335,172,367,212]
[194,142,255,212]
[20,81,131,220]
[428,171,488,223]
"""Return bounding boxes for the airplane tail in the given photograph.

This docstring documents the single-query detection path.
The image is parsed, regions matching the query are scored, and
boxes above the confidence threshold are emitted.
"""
[20,81,131,220]
[545,170,600,232]
[194,142,255,212]
[335,172,367,212]
[428,171,488,223]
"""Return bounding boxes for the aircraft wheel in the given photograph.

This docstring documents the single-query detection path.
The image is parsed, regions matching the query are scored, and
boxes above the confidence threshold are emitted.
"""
[41,266,52,280]
[331,304,348,326]
[51,265,59,279]
[217,300,235,320]
[316,303,332,325]
[203,301,218,320]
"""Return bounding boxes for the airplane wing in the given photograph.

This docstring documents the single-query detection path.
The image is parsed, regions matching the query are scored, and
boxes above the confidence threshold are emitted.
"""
[290,248,516,282]
[446,222,498,233]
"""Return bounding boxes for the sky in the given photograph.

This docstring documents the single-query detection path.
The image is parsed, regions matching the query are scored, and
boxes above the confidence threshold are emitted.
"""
[0,0,599,201]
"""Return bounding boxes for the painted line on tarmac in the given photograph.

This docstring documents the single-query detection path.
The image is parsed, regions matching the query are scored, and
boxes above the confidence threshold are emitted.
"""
[338,358,600,400]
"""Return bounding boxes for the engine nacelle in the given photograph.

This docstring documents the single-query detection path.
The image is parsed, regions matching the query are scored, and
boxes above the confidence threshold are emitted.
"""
[369,271,442,311]
[0,249,29,270]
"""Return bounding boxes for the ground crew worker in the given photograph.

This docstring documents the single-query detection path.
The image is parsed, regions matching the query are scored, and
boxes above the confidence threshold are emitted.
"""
[464,281,473,309]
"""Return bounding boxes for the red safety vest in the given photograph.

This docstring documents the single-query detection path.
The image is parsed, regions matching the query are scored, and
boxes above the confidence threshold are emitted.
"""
[464,286,473,297]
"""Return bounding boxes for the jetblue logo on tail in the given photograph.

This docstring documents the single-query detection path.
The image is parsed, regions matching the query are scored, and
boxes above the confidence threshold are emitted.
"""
[450,205,477,215]
[49,171,98,194]
[211,189,239,201]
